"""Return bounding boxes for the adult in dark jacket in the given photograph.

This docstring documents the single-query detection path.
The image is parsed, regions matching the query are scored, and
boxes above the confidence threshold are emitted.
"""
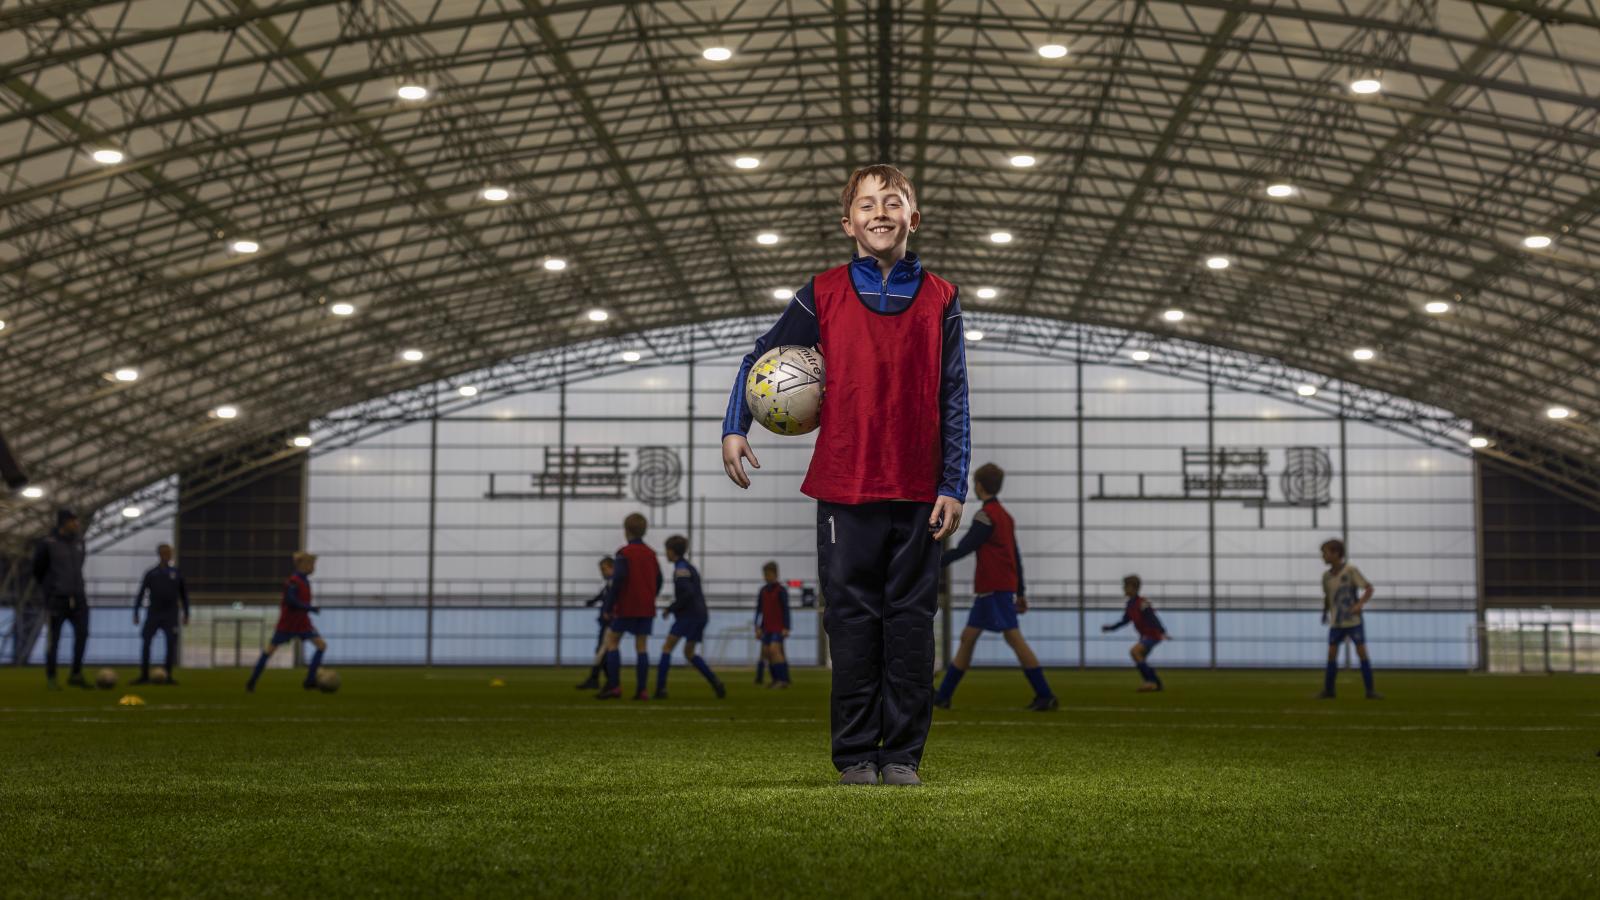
[32,509,90,690]
[133,543,190,685]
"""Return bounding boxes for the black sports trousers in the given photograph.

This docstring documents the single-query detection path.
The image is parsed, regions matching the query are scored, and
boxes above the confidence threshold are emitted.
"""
[818,500,941,771]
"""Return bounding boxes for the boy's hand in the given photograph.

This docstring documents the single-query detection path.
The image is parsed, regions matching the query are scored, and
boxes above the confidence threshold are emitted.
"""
[1101,624,1114,633]
[1014,595,1029,614]
[132,611,140,625]
[928,496,963,541]
[782,629,790,638]
[660,610,670,620]
[722,434,760,489]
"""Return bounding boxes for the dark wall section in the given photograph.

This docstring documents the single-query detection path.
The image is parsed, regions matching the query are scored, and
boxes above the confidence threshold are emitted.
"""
[1479,460,1600,606]
[178,443,305,601]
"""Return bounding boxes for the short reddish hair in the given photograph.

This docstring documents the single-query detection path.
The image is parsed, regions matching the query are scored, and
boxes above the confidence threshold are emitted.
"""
[840,164,917,213]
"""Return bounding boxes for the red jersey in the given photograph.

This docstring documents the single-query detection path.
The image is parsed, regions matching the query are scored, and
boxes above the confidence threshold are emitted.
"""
[275,573,314,633]
[756,583,790,634]
[973,498,1021,594]
[800,264,958,504]
[1125,596,1166,640]
[612,541,662,618]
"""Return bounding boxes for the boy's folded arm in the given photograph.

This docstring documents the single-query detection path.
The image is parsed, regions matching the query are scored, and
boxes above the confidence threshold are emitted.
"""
[721,284,820,438]
[941,519,991,566]
[937,292,971,500]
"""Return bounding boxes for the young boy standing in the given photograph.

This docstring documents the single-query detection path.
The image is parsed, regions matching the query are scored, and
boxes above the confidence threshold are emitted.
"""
[722,164,970,786]
[596,513,662,701]
[1317,539,1380,699]
[246,551,328,693]
[754,561,792,689]
[1103,575,1168,692]
[575,556,614,690]
[936,463,1057,711]
[657,535,726,700]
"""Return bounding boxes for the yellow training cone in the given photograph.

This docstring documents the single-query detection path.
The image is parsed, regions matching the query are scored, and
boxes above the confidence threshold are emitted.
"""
[118,694,145,706]
[489,678,507,688]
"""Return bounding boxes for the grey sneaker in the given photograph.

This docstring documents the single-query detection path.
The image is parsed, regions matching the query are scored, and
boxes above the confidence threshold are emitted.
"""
[837,762,879,786]
[880,764,922,786]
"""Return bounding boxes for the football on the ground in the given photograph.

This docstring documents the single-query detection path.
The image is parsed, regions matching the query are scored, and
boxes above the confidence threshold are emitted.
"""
[95,668,118,690]
[745,345,824,436]
[317,669,341,693]
[151,666,169,684]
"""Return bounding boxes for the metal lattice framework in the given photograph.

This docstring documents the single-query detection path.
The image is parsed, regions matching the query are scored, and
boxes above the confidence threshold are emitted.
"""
[1,0,1597,544]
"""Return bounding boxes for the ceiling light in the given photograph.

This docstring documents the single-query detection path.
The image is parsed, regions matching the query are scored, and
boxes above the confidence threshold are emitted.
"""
[1296,384,1318,397]
[230,239,259,254]
[0,320,7,332]
[397,84,429,101]
[1424,300,1451,315]
[734,156,760,169]
[1546,406,1572,420]
[1523,235,1552,249]
[989,231,1013,244]
[756,232,780,245]
[330,302,356,316]
[400,349,425,362]
[587,309,609,322]
[621,350,642,363]
[976,287,998,300]
[21,486,45,499]
[773,288,793,300]
[1349,78,1382,95]
[1038,44,1068,59]
[1130,350,1151,362]
[291,435,314,448]
[543,258,567,271]
[1266,183,1295,198]
[213,405,239,420]
[481,187,510,202]
[1009,155,1036,168]
[1162,309,1185,322]
[1467,436,1490,449]
[92,148,125,165]
[112,367,139,383]
[702,46,732,62]
[121,506,142,518]
[457,386,479,398]
[964,329,984,342]
[1205,255,1230,270]
[1352,347,1375,361]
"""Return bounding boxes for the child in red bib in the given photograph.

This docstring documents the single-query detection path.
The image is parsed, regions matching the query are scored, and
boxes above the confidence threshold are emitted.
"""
[722,165,971,786]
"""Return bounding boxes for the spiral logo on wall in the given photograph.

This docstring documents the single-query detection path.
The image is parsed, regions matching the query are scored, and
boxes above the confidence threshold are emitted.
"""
[1280,447,1333,507]
[631,446,683,508]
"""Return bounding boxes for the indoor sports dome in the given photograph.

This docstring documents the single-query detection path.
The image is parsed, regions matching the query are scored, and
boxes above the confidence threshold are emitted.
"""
[0,1,1596,897]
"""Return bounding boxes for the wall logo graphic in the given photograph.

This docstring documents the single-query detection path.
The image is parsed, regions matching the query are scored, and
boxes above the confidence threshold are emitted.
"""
[485,446,685,513]
[1091,446,1333,528]
[630,446,683,508]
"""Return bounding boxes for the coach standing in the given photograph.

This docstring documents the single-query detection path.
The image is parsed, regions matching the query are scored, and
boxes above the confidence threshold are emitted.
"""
[33,509,90,690]
[133,543,189,685]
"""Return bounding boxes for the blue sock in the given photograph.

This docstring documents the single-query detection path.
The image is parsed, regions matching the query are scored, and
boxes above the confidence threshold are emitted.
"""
[1324,659,1338,695]
[656,653,672,693]
[604,649,621,688]
[305,648,325,685]
[247,651,271,688]
[773,662,790,683]
[755,658,766,682]
[636,653,650,695]
[936,665,966,702]
[1360,657,1375,693]
[1023,666,1053,699]
[1136,661,1162,687]
[691,655,718,685]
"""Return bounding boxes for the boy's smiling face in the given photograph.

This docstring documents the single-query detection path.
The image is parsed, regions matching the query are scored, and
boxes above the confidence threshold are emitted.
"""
[841,175,919,263]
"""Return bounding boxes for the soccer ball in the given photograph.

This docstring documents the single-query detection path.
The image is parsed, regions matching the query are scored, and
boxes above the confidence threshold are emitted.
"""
[150,666,169,684]
[745,345,824,436]
[95,668,117,690]
[316,669,341,693]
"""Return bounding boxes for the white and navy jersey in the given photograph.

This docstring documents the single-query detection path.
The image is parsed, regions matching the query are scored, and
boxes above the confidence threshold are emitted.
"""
[1322,564,1371,628]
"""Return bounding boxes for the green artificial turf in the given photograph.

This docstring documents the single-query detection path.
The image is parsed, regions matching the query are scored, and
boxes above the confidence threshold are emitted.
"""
[1,665,1596,898]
